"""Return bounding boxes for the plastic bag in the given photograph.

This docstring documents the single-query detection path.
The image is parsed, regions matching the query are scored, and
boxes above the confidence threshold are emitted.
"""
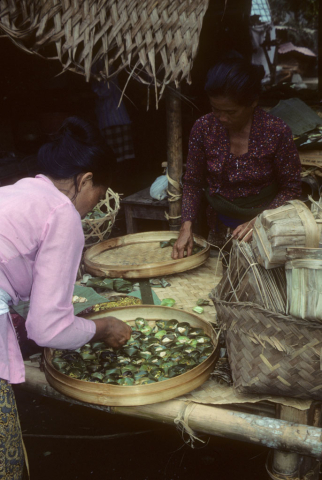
[150,175,168,200]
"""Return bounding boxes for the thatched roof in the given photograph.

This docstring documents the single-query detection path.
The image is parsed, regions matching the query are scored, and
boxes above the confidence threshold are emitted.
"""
[0,0,210,99]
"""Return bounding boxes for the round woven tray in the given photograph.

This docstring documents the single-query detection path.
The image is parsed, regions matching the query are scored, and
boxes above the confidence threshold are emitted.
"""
[44,306,219,407]
[83,231,210,278]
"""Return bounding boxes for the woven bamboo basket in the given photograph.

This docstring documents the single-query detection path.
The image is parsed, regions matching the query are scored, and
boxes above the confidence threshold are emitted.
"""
[83,231,210,278]
[213,299,322,401]
[44,306,219,406]
[82,189,120,247]
[252,200,320,269]
[285,247,322,322]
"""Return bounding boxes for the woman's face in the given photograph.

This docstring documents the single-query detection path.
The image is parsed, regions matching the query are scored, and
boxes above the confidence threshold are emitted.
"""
[209,95,257,130]
[74,175,106,218]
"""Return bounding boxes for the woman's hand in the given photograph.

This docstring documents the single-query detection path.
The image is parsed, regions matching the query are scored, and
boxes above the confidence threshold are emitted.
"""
[232,218,256,242]
[172,221,194,259]
[91,316,132,349]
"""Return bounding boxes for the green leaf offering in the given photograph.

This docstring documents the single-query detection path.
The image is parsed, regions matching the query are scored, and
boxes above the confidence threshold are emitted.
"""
[193,306,204,314]
[159,238,203,256]
[196,299,210,306]
[86,277,133,293]
[161,298,176,307]
[86,278,115,290]
[160,241,170,248]
[113,279,133,293]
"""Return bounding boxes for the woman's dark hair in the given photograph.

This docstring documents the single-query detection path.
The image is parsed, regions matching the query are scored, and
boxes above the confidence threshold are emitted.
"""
[204,58,265,106]
[37,116,116,188]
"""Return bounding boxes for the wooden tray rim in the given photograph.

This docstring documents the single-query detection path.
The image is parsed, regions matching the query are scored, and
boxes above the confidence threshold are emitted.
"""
[83,231,210,273]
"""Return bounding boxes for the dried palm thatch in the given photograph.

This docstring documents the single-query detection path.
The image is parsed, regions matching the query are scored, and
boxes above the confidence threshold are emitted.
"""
[212,240,287,314]
[0,0,210,100]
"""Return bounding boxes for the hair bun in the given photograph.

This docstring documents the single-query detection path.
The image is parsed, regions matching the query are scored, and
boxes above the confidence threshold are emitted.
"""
[60,116,93,144]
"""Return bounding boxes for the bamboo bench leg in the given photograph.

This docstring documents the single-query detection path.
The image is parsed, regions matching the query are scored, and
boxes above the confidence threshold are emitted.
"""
[270,404,321,480]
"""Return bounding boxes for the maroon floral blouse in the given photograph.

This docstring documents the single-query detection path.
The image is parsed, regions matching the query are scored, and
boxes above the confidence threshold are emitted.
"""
[181,107,302,229]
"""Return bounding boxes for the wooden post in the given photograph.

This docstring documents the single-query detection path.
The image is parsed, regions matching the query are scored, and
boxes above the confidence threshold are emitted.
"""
[270,404,322,479]
[166,86,183,231]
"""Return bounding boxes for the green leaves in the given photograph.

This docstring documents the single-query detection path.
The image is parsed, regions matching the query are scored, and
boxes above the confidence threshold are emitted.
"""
[192,306,204,314]
[86,277,133,293]
[160,298,176,307]
[196,299,210,306]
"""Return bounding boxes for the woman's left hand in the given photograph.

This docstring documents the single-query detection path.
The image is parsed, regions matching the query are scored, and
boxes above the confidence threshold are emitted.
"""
[232,218,256,242]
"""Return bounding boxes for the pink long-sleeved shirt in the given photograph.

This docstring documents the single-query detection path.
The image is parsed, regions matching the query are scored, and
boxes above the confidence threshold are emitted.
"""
[0,175,96,384]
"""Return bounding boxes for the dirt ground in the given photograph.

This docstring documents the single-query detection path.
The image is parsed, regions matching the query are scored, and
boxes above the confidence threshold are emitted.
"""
[14,387,271,480]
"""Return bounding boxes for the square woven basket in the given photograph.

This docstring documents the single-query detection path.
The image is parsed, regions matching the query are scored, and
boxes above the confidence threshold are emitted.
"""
[213,299,322,401]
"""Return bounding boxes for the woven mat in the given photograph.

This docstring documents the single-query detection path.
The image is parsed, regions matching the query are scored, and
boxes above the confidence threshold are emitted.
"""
[95,242,176,266]
[178,377,312,411]
[151,254,222,325]
[152,255,313,410]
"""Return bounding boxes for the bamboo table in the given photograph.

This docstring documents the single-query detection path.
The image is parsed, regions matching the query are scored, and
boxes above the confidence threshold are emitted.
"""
[18,362,322,480]
[17,257,322,479]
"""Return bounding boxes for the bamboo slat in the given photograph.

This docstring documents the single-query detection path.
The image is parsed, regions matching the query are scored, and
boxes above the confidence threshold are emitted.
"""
[44,306,219,406]
[0,0,210,97]
[252,200,320,269]
[83,231,210,278]
[285,247,322,322]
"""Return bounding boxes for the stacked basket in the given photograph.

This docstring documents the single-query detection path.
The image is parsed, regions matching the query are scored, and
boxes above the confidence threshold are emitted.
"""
[212,200,322,401]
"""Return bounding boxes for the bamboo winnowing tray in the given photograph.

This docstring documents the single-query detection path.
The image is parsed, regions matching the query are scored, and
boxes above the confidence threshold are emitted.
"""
[44,306,219,407]
[84,231,210,278]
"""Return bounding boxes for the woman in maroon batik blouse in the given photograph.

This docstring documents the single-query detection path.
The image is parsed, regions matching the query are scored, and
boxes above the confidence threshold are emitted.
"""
[172,58,301,259]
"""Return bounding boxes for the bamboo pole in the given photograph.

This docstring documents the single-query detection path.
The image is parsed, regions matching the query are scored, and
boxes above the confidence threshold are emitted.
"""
[112,402,322,460]
[19,365,322,461]
[166,87,183,231]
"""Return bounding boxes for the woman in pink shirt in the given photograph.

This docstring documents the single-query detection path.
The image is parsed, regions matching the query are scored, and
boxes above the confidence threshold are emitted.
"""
[0,117,131,478]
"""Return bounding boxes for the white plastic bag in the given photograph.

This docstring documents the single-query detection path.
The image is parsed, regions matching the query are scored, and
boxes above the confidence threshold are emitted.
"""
[150,175,168,201]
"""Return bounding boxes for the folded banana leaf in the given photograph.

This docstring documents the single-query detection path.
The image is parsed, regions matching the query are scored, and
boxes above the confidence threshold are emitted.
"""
[86,277,133,293]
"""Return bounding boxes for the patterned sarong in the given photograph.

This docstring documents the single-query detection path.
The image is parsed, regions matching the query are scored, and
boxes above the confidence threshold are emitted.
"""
[0,379,24,479]
[102,124,135,163]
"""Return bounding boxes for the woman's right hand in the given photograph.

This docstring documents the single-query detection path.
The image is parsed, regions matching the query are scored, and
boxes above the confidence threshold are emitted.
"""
[91,316,132,349]
[172,221,194,259]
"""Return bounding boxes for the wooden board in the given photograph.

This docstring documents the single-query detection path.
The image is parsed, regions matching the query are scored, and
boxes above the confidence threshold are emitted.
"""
[44,306,219,407]
[83,231,210,278]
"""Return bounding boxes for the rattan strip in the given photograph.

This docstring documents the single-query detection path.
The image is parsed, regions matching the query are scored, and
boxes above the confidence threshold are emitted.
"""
[213,242,287,314]
[0,0,210,95]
